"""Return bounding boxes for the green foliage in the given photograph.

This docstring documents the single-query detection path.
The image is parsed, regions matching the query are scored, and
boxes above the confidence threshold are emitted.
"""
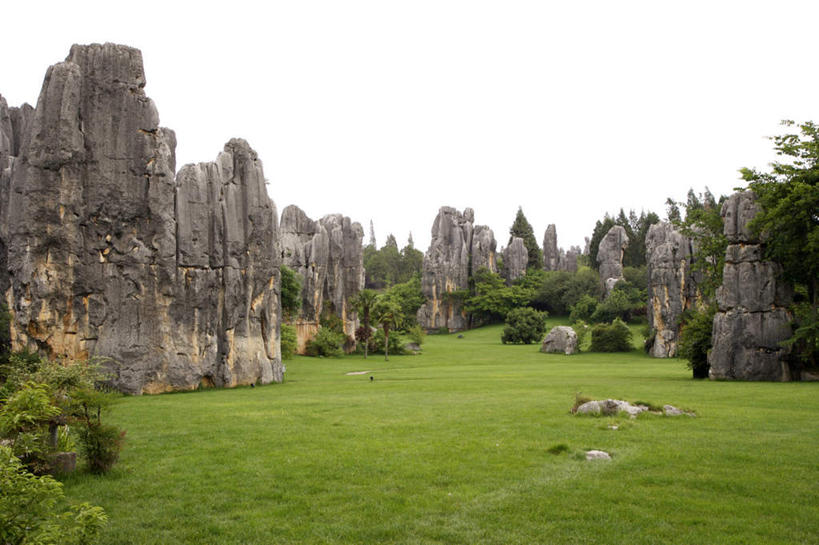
[0,349,44,401]
[501,307,548,344]
[589,318,634,352]
[742,120,819,366]
[305,327,346,358]
[385,277,425,330]
[78,422,126,475]
[0,303,9,360]
[353,289,378,358]
[280,265,302,320]
[363,235,424,289]
[571,320,591,351]
[405,324,426,346]
[588,210,660,269]
[372,328,406,356]
[372,296,404,360]
[569,295,598,323]
[0,382,61,474]
[590,281,644,323]
[532,269,602,315]
[678,305,717,379]
[280,324,297,360]
[464,268,534,323]
[666,188,728,299]
[0,446,107,545]
[509,207,542,269]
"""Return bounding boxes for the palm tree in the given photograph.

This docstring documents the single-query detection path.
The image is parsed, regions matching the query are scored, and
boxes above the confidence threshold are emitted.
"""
[372,296,404,361]
[352,289,378,359]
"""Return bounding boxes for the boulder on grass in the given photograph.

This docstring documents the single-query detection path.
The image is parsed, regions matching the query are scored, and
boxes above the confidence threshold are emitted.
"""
[540,326,578,355]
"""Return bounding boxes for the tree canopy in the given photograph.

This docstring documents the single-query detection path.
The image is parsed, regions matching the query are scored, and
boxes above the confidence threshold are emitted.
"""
[509,207,542,270]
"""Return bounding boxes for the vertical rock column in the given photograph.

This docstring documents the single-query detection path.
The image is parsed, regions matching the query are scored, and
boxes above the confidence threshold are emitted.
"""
[708,192,793,380]
[503,237,527,283]
[645,222,699,357]
[542,224,559,271]
[597,225,629,294]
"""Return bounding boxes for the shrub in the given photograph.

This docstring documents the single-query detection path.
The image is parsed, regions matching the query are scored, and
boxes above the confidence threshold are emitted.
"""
[591,287,642,323]
[0,446,108,544]
[589,318,633,352]
[678,305,717,378]
[305,327,345,357]
[280,265,302,320]
[78,422,125,474]
[569,295,598,323]
[354,326,377,355]
[372,328,405,356]
[0,382,61,474]
[280,324,297,360]
[571,320,590,351]
[501,307,548,345]
[405,324,426,346]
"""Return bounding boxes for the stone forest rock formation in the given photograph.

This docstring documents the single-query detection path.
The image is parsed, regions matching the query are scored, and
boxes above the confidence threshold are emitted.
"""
[560,246,581,273]
[596,225,629,294]
[279,205,364,352]
[645,222,700,357]
[416,207,497,331]
[1,43,282,394]
[708,192,793,381]
[542,224,559,271]
[503,237,527,283]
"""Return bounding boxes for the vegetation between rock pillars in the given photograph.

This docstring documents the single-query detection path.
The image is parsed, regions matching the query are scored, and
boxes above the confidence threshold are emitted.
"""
[589,318,634,352]
[501,307,548,344]
[372,296,404,361]
[279,265,303,321]
[508,207,543,270]
[363,232,423,290]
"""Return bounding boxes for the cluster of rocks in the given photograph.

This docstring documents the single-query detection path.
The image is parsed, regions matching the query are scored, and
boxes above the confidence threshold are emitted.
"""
[0,43,282,394]
[574,399,695,418]
[416,207,497,331]
[708,192,793,380]
[542,224,580,273]
[597,225,629,294]
[279,205,364,352]
[645,222,701,357]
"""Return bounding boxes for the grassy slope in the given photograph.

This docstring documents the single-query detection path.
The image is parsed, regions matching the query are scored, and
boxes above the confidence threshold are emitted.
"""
[63,320,819,544]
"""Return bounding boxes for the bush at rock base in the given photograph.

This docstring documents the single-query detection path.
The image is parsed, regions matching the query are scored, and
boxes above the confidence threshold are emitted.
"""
[589,318,633,352]
[501,307,548,345]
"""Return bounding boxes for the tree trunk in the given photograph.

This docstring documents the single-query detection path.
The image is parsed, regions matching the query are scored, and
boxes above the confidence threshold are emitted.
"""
[384,326,390,361]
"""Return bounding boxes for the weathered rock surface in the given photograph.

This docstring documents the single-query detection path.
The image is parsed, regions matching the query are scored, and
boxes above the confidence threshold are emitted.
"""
[503,236,527,283]
[417,207,496,331]
[558,246,581,273]
[597,225,629,292]
[542,224,559,271]
[575,399,646,418]
[540,326,578,355]
[279,205,364,351]
[645,222,700,357]
[708,192,793,381]
[585,450,611,461]
[2,43,282,394]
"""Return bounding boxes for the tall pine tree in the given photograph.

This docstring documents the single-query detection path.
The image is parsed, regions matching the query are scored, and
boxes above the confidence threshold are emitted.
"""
[509,207,542,270]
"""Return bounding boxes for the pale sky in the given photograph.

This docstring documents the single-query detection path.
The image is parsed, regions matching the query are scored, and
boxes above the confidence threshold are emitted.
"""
[2,1,817,253]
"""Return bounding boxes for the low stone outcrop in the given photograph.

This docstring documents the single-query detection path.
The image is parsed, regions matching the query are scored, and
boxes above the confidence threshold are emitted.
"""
[645,222,700,357]
[708,192,793,381]
[540,326,578,355]
[2,43,282,394]
[417,207,496,331]
[279,205,364,351]
[597,225,629,292]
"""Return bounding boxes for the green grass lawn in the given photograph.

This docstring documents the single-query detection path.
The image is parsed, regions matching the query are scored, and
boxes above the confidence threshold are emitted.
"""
[63,320,819,544]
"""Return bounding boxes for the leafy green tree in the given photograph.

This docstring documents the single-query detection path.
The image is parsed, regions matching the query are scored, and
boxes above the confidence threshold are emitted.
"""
[0,446,107,545]
[352,289,378,359]
[509,207,542,269]
[364,235,424,289]
[678,304,717,378]
[373,296,404,361]
[280,324,297,359]
[280,265,302,320]
[464,268,534,324]
[588,210,659,269]
[666,188,728,299]
[589,318,633,352]
[742,120,819,366]
[501,307,548,344]
[531,269,602,315]
[385,276,425,330]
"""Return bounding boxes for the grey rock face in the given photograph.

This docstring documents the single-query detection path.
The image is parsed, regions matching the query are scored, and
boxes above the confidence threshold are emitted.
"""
[471,225,497,275]
[279,206,364,351]
[645,222,700,357]
[417,207,489,331]
[2,43,282,394]
[540,326,578,355]
[559,246,580,273]
[708,192,793,381]
[542,224,559,271]
[503,237,527,283]
[597,225,629,292]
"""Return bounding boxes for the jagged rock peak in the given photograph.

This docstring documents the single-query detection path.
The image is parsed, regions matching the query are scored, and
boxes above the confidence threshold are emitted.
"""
[597,225,629,292]
[2,43,282,393]
[503,236,527,282]
[542,224,559,271]
[645,222,699,358]
[709,192,793,380]
[471,225,497,275]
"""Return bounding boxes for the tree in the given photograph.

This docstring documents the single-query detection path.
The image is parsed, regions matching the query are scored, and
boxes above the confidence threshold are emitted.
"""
[372,296,404,361]
[501,307,548,344]
[464,268,534,324]
[280,265,302,320]
[385,276,425,330]
[666,188,728,299]
[352,289,378,359]
[742,120,819,367]
[509,207,542,269]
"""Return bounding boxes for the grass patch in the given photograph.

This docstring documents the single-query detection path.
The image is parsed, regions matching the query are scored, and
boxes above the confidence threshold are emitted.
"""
[60,321,819,544]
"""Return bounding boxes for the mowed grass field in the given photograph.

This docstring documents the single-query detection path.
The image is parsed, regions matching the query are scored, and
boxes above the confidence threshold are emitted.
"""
[63,320,819,544]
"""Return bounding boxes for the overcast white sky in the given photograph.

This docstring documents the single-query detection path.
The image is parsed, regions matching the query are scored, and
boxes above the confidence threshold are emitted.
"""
[2,1,817,252]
